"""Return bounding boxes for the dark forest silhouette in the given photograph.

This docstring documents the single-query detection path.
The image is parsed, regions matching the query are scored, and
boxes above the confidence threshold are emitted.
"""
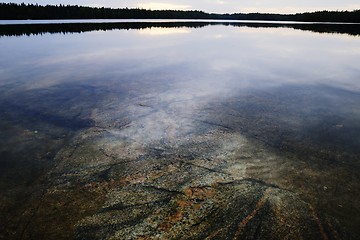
[1,3,360,23]
[1,21,359,37]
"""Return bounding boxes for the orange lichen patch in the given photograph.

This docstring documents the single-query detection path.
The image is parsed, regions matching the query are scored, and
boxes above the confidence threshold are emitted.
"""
[172,210,184,222]
[183,186,214,200]
[158,209,183,232]
[176,197,203,214]
[158,189,209,232]
[233,188,272,240]
[156,186,215,233]
[176,199,192,209]
[184,188,193,197]
[193,202,203,211]
[158,200,189,231]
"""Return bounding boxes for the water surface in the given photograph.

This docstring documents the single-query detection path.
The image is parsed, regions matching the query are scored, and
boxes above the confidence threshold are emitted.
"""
[0,21,360,239]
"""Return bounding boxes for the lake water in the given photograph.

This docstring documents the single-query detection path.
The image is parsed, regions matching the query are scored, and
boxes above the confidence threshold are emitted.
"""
[0,21,360,239]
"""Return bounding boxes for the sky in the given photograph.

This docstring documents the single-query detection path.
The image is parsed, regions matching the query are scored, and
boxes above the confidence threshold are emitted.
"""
[3,0,360,14]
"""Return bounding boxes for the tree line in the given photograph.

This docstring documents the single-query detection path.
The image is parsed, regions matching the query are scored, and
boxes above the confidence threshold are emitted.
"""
[1,21,359,38]
[0,3,359,23]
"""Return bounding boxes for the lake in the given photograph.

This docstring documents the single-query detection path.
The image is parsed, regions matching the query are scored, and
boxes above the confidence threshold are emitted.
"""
[0,20,360,239]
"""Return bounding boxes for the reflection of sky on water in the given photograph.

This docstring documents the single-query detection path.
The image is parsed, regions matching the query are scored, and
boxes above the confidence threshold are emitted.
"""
[1,23,360,238]
[1,24,359,152]
[1,24,360,146]
[1,25,359,96]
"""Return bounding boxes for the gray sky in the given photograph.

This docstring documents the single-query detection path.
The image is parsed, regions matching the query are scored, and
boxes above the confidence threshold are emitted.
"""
[4,0,360,13]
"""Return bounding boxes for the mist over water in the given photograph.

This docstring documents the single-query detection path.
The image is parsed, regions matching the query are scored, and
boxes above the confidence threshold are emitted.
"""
[0,21,360,239]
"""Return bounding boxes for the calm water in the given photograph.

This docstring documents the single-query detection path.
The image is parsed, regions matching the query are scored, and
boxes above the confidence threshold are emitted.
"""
[0,21,360,239]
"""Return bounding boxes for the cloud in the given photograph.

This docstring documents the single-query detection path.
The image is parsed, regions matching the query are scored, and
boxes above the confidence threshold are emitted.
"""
[3,0,360,13]
[136,2,191,10]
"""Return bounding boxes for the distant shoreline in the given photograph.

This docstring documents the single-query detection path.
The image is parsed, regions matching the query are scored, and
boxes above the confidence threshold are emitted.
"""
[1,3,360,23]
[1,19,360,26]
[1,20,360,37]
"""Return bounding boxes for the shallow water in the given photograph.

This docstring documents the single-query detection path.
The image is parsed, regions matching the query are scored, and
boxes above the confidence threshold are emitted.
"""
[0,21,360,239]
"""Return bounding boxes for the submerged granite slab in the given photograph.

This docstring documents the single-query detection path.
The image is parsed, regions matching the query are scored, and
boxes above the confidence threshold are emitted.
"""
[1,84,359,239]
[76,180,343,240]
[11,123,349,240]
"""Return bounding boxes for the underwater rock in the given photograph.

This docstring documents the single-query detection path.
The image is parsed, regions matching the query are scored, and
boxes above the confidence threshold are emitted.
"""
[75,180,345,240]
